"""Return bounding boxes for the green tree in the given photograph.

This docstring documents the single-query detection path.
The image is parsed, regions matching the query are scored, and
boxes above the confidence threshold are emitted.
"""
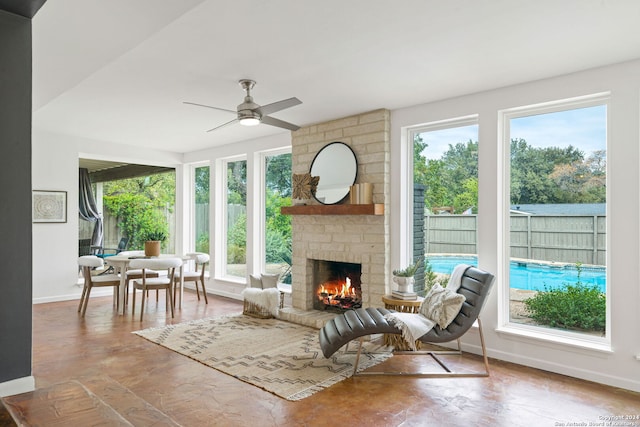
[549,150,606,203]
[103,193,169,249]
[195,166,209,204]
[227,161,247,204]
[418,139,478,213]
[102,171,174,249]
[264,153,292,264]
[453,178,478,213]
[413,134,429,186]
[510,139,585,204]
[266,153,292,198]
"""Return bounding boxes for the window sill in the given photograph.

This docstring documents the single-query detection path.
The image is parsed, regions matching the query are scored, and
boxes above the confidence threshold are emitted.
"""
[495,323,612,355]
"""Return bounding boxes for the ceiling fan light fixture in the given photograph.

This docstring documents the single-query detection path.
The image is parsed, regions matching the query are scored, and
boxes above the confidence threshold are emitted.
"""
[238,109,261,126]
[185,79,301,132]
[239,117,260,126]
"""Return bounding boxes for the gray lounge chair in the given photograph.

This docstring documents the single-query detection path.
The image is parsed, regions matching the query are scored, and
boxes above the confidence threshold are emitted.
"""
[319,265,495,377]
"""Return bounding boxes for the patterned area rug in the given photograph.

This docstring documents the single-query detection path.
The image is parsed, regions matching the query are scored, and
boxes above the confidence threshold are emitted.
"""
[133,314,392,401]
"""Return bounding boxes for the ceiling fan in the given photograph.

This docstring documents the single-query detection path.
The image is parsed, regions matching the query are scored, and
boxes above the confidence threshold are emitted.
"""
[184,79,302,132]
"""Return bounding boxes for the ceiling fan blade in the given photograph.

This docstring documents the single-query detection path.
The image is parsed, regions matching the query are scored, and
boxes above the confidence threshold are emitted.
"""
[183,101,236,114]
[257,97,302,116]
[206,117,239,132]
[261,115,300,131]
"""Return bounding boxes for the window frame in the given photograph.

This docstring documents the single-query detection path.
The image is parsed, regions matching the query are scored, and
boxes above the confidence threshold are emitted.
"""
[497,93,611,351]
[403,115,479,267]
[256,147,292,280]
[189,161,210,254]
[216,154,248,282]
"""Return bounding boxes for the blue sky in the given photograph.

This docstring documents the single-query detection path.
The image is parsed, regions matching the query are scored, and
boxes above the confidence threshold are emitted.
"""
[418,105,606,160]
[510,105,606,154]
[419,125,478,160]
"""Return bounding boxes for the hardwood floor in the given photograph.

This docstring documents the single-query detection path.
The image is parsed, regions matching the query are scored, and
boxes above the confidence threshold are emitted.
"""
[2,291,639,426]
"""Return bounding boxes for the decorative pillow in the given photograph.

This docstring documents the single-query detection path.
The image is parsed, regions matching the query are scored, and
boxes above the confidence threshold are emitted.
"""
[260,273,279,289]
[249,274,263,288]
[419,283,466,329]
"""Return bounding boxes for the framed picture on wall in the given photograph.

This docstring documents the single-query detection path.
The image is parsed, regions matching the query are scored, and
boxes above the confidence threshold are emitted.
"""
[32,190,67,223]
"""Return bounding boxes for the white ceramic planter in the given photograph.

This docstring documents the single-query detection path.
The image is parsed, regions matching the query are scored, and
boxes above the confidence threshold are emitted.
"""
[393,275,415,293]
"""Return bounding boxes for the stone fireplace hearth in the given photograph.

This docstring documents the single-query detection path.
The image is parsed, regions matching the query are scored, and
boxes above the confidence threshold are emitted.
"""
[283,109,390,319]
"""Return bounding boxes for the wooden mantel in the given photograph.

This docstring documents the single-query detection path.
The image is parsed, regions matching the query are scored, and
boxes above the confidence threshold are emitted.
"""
[280,203,384,216]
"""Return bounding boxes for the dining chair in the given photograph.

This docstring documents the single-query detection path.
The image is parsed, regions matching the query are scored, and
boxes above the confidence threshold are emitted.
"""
[77,256,121,317]
[129,257,182,321]
[174,253,209,304]
[117,250,160,312]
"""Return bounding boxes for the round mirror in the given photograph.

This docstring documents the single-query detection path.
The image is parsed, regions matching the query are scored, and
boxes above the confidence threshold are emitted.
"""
[310,141,357,204]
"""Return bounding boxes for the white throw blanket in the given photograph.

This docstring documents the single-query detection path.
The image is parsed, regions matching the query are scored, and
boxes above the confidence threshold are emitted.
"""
[384,264,471,350]
[446,263,469,292]
[242,287,281,316]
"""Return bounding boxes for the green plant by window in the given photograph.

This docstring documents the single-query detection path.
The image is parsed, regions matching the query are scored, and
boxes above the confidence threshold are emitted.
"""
[523,263,605,332]
[393,258,423,277]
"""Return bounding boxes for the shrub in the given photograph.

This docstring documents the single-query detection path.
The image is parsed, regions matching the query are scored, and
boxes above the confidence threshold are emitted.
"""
[523,264,605,332]
[196,232,209,254]
[227,244,246,264]
[265,230,288,263]
[424,258,438,292]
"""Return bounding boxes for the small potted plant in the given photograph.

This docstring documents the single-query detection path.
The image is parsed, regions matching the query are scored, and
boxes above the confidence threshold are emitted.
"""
[392,258,423,293]
[144,229,167,257]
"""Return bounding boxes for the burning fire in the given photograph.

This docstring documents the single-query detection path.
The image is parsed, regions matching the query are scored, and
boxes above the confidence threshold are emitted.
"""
[318,278,358,306]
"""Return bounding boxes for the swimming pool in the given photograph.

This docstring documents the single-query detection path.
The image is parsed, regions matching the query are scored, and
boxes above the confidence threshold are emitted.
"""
[425,255,606,293]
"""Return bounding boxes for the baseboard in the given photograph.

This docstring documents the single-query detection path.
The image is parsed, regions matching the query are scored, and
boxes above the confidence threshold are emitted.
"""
[33,288,112,304]
[0,376,35,397]
[207,288,243,301]
[484,346,640,393]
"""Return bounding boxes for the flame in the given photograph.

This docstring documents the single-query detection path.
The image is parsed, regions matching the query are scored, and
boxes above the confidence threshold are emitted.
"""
[317,277,356,299]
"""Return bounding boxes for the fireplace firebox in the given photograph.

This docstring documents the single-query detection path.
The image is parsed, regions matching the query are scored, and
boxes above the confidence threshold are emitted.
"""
[312,260,362,312]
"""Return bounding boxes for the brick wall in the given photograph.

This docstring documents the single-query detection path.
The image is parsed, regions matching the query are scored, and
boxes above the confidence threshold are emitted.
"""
[289,109,390,310]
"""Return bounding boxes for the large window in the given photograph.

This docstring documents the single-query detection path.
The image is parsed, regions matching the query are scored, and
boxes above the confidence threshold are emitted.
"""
[224,158,247,279]
[504,98,607,339]
[193,165,210,255]
[263,151,292,283]
[411,117,479,294]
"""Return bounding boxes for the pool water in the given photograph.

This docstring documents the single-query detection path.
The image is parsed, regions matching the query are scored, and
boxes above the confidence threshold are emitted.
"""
[425,255,606,293]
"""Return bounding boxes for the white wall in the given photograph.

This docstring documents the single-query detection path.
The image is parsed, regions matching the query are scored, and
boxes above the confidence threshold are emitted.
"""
[391,59,640,392]
[32,130,183,303]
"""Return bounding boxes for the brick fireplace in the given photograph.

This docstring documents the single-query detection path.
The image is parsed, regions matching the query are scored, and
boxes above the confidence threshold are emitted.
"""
[287,109,390,311]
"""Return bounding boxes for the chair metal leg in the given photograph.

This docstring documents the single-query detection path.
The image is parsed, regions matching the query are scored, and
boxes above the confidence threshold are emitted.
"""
[353,318,490,378]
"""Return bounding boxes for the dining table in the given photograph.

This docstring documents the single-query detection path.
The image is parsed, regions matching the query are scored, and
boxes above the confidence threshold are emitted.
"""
[105,254,190,314]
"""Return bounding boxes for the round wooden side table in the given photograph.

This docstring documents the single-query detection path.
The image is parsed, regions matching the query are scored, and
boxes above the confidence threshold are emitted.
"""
[382,294,424,350]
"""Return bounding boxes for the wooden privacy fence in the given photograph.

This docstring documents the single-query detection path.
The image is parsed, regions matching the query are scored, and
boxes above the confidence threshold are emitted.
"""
[425,214,606,266]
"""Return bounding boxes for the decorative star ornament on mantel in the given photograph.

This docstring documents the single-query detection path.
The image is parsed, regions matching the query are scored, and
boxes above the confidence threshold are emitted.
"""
[292,173,320,200]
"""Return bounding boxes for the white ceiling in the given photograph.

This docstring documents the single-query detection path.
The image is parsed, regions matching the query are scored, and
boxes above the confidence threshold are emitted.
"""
[32,0,640,154]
